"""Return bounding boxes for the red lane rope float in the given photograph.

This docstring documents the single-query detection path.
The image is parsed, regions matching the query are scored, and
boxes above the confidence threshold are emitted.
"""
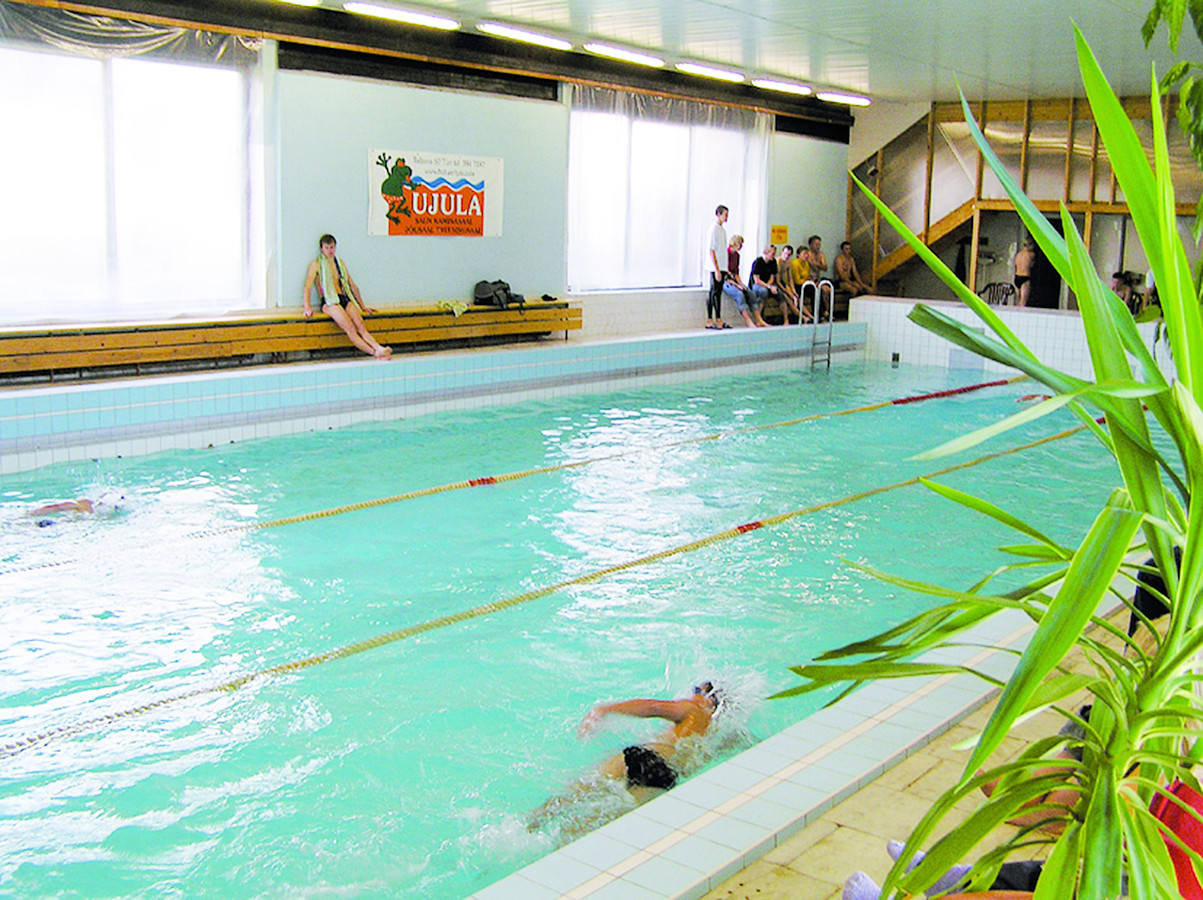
[0,376,1021,577]
[891,381,1014,405]
[0,417,1082,760]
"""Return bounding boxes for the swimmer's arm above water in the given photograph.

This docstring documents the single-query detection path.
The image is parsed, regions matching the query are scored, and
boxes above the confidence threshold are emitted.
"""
[578,699,694,737]
[29,499,93,516]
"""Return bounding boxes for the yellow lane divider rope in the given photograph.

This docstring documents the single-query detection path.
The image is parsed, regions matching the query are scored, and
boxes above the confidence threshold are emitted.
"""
[0,417,1081,760]
[185,376,1025,539]
[0,376,1025,579]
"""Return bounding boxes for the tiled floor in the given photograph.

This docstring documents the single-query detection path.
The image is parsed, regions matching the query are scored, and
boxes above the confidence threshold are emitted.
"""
[698,613,1116,900]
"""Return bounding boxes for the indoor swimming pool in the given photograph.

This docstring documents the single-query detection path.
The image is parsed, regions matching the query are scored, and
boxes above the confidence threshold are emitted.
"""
[0,362,1123,899]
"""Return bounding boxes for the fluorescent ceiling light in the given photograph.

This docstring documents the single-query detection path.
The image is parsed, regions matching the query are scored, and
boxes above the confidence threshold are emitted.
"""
[817,90,871,107]
[477,22,572,51]
[752,78,812,96]
[584,42,664,68]
[278,0,323,6]
[342,3,459,29]
[675,62,744,83]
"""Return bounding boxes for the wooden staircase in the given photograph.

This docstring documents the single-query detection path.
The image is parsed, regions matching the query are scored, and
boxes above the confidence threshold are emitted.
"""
[873,199,976,281]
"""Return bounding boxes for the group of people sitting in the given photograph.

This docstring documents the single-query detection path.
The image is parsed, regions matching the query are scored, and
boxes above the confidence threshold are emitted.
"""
[706,207,871,330]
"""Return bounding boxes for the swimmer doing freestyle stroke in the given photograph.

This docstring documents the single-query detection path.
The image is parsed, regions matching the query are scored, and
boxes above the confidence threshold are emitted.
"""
[28,491,125,527]
[528,682,723,833]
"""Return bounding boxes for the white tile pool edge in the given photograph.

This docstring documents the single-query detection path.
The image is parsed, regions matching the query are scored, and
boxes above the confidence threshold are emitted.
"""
[0,324,864,475]
[474,579,1129,900]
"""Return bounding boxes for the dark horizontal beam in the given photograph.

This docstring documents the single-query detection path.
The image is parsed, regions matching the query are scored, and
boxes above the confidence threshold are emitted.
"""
[15,0,855,131]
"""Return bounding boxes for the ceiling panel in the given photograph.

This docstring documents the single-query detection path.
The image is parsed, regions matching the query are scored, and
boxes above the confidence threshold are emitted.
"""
[387,0,1199,101]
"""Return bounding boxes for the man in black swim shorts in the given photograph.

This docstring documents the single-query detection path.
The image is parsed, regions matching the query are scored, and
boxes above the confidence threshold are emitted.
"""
[578,681,722,797]
[527,682,724,833]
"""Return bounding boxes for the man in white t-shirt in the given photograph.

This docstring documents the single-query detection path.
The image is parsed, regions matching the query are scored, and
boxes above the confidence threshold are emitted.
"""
[706,205,729,329]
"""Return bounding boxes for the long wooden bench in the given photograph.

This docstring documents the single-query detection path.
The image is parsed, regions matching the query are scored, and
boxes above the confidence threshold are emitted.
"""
[0,302,581,379]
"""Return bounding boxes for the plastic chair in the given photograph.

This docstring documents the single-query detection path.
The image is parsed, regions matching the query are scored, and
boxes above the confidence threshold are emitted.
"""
[979,282,1016,306]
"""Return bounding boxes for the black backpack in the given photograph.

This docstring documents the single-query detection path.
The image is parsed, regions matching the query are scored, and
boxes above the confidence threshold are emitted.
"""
[473,279,525,310]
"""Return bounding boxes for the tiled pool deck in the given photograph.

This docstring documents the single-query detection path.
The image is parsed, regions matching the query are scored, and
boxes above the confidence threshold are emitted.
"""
[0,323,864,474]
[476,592,1120,900]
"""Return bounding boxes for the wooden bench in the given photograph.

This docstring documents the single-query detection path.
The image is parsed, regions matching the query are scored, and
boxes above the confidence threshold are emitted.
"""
[0,302,581,380]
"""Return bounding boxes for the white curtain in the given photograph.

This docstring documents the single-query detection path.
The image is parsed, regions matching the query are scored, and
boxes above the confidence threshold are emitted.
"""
[567,85,769,292]
[0,3,263,323]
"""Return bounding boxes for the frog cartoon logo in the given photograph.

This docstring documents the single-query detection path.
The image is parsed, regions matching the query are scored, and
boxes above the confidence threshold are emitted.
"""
[377,152,415,225]
[375,152,485,236]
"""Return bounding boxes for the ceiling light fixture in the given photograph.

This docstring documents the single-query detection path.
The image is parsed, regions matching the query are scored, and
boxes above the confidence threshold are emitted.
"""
[751,78,812,96]
[675,62,744,83]
[583,42,664,68]
[278,0,323,6]
[342,3,459,30]
[817,90,871,107]
[477,22,572,51]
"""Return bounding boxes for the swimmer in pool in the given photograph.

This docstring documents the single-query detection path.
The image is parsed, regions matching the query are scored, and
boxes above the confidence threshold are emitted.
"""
[28,491,124,526]
[528,682,723,832]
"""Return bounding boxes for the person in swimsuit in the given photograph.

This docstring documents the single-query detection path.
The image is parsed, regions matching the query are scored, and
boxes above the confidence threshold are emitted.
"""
[1013,236,1035,306]
[528,682,723,832]
[579,682,722,799]
[834,241,871,297]
[28,491,124,526]
[302,234,393,359]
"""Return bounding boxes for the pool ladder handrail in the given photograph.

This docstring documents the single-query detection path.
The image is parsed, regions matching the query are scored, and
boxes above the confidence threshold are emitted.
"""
[800,279,835,370]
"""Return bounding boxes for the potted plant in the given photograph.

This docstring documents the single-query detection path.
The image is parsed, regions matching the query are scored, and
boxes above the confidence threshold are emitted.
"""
[775,28,1203,899]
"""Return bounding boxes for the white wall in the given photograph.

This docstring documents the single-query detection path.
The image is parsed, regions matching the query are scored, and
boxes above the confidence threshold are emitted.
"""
[766,131,849,260]
[277,71,569,308]
[850,296,1173,383]
[275,70,855,340]
[847,99,930,169]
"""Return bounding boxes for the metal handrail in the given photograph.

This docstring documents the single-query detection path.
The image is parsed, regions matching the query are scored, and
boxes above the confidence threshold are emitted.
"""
[800,280,836,369]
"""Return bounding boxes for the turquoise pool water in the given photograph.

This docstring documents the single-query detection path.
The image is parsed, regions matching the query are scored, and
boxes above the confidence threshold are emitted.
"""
[0,363,1119,898]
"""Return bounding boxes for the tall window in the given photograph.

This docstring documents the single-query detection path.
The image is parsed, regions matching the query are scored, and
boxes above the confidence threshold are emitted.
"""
[567,85,769,292]
[0,9,262,323]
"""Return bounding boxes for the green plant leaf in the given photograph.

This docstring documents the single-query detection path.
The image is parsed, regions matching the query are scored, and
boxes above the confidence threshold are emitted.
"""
[1034,819,1081,899]
[1079,765,1124,898]
[906,304,1084,393]
[853,176,1036,360]
[1149,70,1203,400]
[1058,204,1182,590]
[1161,59,1193,89]
[1121,798,1181,900]
[917,477,1069,551]
[1077,28,1164,280]
[898,774,1078,895]
[997,543,1074,560]
[911,392,1078,460]
[959,93,1074,286]
[950,674,1097,751]
[770,661,999,699]
[962,493,1142,781]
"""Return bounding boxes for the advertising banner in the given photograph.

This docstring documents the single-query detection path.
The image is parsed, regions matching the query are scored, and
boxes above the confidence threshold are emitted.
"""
[369,150,503,237]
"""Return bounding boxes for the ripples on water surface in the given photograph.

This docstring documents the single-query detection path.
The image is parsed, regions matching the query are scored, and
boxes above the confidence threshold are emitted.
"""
[0,363,1127,898]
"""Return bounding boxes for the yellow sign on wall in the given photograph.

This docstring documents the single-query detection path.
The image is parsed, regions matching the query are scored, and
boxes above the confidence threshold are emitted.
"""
[770,225,789,244]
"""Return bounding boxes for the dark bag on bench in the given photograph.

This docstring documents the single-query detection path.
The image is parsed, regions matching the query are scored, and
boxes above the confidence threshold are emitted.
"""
[473,279,525,310]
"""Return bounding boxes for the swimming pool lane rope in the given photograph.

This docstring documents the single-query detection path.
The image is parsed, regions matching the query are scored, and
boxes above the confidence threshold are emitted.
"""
[0,376,1021,578]
[189,377,1024,538]
[0,416,1083,760]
